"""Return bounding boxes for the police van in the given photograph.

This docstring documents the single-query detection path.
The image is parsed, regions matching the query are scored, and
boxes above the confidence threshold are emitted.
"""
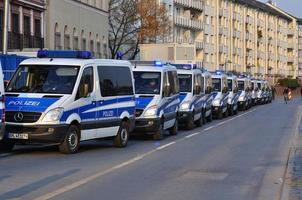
[2,50,135,154]
[251,79,259,105]
[132,61,180,140]
[0,62,6,151]
[238,76,252,110]
[227,74,239,116]
[201,71,213,123]
[211,71,229,119]
[256,79,265,104]
[175,64,204,130]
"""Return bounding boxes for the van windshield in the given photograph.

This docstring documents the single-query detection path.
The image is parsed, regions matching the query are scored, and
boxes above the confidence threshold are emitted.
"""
[238,81,245,91]
[6,65,80,94]
[227,79,232,91]
[212,78,221,92]
[133,72,161,95]
[178,74,192,92]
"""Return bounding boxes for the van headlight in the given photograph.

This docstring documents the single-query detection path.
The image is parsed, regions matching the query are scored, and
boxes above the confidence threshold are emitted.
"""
[239,96,245,101]
[144,105,157,117]
[42,108,64,122]
[180,101,190,110]
[213,99,221,106]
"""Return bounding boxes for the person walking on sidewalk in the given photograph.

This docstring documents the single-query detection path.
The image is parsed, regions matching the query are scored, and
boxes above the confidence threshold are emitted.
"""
[283,87,289,104]
[300,87,302,100]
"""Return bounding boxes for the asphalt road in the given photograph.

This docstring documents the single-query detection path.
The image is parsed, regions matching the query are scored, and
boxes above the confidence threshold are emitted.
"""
[0,98,300,200]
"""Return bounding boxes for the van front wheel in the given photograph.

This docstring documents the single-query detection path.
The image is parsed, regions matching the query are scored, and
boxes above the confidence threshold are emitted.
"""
[113,121,129,147]
[169,119,178,135]
[59,125,80,154]
[153,122,164,140]
[0,140,15,152]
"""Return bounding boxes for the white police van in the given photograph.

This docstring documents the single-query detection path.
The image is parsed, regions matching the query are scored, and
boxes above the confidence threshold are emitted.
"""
[201,71,213,123]
[238,76,252,110]
[211,71,229,119]
[175,64,204,130]
[0,62,7,151]
[256,79,265,104]
[132,61,180,140]
[2,50,135,154]
[251,79,259,105]
[227,74,239,116]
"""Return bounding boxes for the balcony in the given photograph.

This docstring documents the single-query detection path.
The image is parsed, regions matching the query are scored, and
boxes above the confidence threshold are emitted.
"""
[268,38,275,45]
[287,42,294,49]
[219,27,228,36]
[174,0,191,8]
[288,56,295,63]
[233,30,241,38]
[191,0,203,11]
[204,43,214,53]
[191,20,203,30]
[288,28,294,36]
[268,53,275,60]
[175,37,194,44]
[246,49,253,57]
[195,41,203,50]
[245,32,253,41]
[257,19,264,27]
[204,24,213,35]
[204,5,214,16]
[268,23,274,30]
[246,16,253,24]
[219,9,229,18]
[174,0,203,11]
[175,16,191,28]
[257,51,265,59]
[219,45,228,54]
[277,40,286,47]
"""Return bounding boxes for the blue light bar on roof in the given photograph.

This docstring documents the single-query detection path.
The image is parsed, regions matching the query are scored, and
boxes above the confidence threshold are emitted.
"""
[214,70,224,75]
[174,64,196,70]
[37,50,92,59]
[154,60,163,66]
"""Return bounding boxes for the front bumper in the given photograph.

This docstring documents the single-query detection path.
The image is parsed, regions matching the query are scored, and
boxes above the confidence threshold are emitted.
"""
[212,106,221,115]
[178,111,193,123]
[134,118,161,133]
[4,124,69,144]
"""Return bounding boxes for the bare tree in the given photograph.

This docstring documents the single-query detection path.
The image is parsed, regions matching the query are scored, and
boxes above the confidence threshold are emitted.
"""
[108,0,170,59]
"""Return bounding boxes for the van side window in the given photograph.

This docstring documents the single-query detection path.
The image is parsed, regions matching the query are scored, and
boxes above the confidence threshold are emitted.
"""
[98,66,117,96]
[167,71,177,95]
[116,67,133,95]
[162,72,170,97]
[76,67,94,99]
[172,71,179,94]
[98,66,133,97]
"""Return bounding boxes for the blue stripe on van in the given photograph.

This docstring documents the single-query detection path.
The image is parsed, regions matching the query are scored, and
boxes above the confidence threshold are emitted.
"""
[135,96,153,110]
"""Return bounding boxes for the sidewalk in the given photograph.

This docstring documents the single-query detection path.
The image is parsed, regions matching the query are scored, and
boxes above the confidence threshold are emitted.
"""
[281,104,302,200]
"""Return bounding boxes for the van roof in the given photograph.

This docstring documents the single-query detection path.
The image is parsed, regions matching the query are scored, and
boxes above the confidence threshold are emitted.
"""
[132,64,176,72]
[19,58,132,67]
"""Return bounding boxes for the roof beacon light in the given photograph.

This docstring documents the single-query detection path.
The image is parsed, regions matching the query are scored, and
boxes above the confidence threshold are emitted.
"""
[174,64,196,70]
[37,50,92,59]
[215,70,224,75]
[154,60,163,66]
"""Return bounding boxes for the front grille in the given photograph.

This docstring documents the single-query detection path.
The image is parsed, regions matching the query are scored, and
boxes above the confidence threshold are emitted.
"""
[135,109,144,117]
[6,111,42,123]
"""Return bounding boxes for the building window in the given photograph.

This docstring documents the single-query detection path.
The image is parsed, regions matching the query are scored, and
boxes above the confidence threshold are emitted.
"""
[64,26,70,50]
[90,40,94,56]
[103,43,107,58]
[81,30,86,50]
[54,23,61,49]
[23,15,31,48]
[11,13,20,49]
[34,19,42,48]
[97,42,101,58]
[0,10,3,31]
[73,28,78,50]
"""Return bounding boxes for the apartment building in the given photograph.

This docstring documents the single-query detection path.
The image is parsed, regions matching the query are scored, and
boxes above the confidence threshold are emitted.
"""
[0,0,45,52]
[45,0,109,58]
[140,0,301,79]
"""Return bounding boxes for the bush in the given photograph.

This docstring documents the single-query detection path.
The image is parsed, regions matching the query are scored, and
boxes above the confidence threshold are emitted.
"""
[278,78,300,89]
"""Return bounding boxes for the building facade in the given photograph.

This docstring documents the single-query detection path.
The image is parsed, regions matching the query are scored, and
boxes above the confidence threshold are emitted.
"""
[0,0,45,52]
[141,0,302,79]
[45,0,109,58]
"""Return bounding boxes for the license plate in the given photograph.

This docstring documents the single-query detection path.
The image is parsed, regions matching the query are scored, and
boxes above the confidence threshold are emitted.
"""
[8,133,29,140]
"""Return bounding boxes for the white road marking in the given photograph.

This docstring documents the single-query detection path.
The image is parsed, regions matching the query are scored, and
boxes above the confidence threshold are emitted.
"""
[156,141,176,150]
[33,108,257,200]
[185,132,200,138]
[0,153,14,158]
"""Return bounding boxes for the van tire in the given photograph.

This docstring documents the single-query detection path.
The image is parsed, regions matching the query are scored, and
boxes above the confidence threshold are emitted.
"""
[113,121,129,148]
[169,119,178,135]
[218,110,223,119]
[207,112,213,122]
[153,122,164,140]
[186,115,195,130]
[202,110,207,124]
[0,140,14,152]
[229,106,234,116]
[224,109,229,118]
[59,125,80,154]
[234,106,238,115]
[195,113,203,127]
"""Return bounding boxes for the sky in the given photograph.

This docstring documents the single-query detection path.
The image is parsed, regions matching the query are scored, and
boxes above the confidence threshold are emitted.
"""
[257,0,302,18]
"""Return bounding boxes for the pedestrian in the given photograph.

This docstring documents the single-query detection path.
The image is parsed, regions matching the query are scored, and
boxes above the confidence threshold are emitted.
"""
[300,87,302,100]
[283,87,288,104]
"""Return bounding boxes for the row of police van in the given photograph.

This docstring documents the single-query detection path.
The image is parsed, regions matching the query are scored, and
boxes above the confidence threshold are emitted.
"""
[0,50,273,154]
